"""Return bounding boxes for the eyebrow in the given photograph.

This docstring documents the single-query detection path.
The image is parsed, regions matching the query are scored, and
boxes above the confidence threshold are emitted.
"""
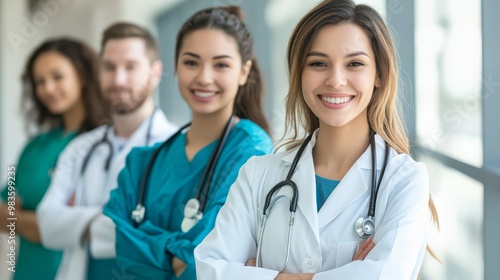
[306,51,370,59]
[101,59,140,65]
[181,52,234,60]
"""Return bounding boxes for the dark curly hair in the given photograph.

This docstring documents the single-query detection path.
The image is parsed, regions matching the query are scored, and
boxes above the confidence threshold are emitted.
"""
[22,38,108,133]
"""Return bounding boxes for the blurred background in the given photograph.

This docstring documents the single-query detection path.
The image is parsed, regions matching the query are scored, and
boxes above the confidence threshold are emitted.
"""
[0,0,498,279]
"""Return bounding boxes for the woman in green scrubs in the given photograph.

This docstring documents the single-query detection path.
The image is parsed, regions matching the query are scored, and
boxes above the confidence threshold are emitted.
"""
[0,38,107,280]
[103,6,273,280]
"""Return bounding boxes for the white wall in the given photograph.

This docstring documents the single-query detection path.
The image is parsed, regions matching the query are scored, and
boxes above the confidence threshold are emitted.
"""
[0,0,182,182]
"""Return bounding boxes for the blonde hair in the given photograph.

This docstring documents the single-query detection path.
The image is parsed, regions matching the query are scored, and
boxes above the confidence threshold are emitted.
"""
[283,0,439,257]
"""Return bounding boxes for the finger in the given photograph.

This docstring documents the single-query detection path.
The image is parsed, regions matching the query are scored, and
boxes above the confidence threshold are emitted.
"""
[353,237,371,260]
[357,241,375,260]
[245,258,256,266]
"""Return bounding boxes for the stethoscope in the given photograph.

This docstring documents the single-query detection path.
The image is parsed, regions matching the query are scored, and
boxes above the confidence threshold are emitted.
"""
[130,114,236,233]
[80,110,157,175]
[76,111,156,206]
[256,131,390,271]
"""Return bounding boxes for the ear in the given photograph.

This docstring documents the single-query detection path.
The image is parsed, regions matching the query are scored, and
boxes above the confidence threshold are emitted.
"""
[150,60,163,87]
[374,77,381,88]
[238,60,253,86]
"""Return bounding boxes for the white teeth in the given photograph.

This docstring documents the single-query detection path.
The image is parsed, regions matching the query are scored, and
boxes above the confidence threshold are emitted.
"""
[194,91,216,98]
[321,96,352,104]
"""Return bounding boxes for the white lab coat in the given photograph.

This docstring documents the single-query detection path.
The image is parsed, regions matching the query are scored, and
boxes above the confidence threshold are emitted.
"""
[195,131,431,280]
[36,110,177,280]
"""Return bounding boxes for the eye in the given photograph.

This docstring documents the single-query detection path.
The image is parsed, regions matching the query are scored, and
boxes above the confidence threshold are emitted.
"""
[53,74,63,80]
[307,61,327,67]
[102,64,115,72]
[215,62,229,69]
[183,60,198,67]
[126,64,136,71]
[348,61,364,67]
[35,79,45,86]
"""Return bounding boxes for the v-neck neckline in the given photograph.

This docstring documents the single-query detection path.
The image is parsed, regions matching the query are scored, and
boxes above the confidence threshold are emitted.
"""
[180,132,219,165]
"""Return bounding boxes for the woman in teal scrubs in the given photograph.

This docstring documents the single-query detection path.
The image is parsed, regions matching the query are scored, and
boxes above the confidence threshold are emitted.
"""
[103,6,273,280]
[0,38,107,280]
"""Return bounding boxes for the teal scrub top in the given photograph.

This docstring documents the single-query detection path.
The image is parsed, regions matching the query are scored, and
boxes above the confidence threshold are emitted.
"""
[103,119,272,280]
[1,127,77,280]
[315,174,340,212]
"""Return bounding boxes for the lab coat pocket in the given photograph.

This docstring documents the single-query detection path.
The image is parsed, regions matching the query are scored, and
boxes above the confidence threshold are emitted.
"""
[335,241,359,267]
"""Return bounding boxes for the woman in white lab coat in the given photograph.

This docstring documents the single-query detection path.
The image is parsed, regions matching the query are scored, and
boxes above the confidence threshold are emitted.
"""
[194,0,439,279]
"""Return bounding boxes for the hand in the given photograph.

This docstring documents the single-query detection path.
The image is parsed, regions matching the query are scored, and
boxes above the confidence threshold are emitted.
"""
[352,237,375,261]
[274,273,314,280]
[245,258,256,266]
[0,204,9,229]
[67,192,76,206]
[172,256,187,277]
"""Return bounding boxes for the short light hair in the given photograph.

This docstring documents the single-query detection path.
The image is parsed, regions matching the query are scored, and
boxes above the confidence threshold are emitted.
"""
[101,22,159,62]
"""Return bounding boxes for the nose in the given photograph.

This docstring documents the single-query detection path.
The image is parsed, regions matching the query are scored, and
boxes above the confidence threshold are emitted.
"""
[195,65,213,86]
[39,79,56,95]
[113,68,127,86]
[325,66,347,89]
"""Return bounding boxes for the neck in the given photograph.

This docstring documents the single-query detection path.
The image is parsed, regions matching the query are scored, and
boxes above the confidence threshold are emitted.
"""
[112,97,155,139]
[187,109,236,147]
[62,99,86,133]
[313,111,370,180]
[184,107,237,162]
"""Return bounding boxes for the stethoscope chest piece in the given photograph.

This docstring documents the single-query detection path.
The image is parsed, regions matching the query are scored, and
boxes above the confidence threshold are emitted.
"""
[131,204,146,224]
[181,198,203,232]
[354,216,375,239]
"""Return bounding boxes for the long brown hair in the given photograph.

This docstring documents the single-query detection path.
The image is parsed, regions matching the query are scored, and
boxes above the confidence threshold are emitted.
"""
[284,0,439,257]
[22,38,107,133]
[175,6,270,134]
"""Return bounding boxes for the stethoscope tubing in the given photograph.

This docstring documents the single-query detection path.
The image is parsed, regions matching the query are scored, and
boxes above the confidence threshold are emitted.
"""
[80,110,157,175]
[132,113,236,227]
[256,131,390,269]
[77,111,157,206]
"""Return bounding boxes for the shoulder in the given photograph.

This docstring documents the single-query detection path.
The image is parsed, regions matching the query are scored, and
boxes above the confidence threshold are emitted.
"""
[385,152,429,201]
[56,126,107,162]
[65,126,107,149]
[151,109,178,142]
[124,141,163,169]
[23,127,62,147]
[239,147,293,174]
[229,119,273,154]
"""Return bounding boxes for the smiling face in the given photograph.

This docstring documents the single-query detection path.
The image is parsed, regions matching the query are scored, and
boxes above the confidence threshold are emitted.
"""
[301,23,379,129]
[33,51,83,115]
[176,28,251,118]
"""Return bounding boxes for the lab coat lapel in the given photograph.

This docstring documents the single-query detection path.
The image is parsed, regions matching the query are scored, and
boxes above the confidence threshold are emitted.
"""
[317,161,368,229]
[105,113,152,192]
[317,135,387,229]
[279,131,320,243]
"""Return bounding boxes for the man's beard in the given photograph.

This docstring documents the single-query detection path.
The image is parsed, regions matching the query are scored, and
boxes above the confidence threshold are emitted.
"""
[104,81,151,115]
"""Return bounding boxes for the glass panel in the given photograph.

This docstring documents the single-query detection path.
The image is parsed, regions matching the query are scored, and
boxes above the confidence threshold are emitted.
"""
[420,156,483,280]
[415,0,482,167]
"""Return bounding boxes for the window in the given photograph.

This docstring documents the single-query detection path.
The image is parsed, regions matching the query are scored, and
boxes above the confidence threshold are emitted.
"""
[420,156,483,280]
[415,0,482,167]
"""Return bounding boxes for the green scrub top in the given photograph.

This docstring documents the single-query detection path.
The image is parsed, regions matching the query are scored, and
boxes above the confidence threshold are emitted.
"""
[1,127,77,280]
[104,119,273,280]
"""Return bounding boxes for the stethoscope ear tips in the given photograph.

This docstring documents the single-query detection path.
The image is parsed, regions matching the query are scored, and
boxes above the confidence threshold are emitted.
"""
[354,216,375,239]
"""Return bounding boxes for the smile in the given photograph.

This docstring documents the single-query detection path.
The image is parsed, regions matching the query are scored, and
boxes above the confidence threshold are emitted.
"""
[321,96,353,104]
[193,91,217,98]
